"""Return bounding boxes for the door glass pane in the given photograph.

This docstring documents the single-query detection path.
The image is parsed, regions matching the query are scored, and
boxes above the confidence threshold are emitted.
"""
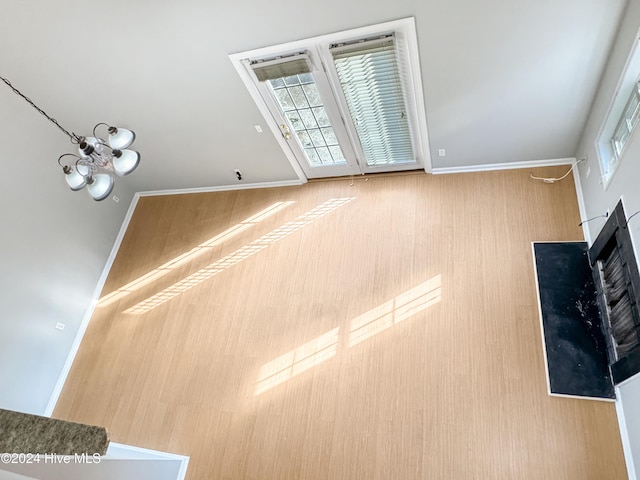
[299,109,318,129]
[269,74,347,166]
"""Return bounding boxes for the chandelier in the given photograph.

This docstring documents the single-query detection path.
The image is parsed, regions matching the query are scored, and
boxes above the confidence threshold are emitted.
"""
[1,76,140,201]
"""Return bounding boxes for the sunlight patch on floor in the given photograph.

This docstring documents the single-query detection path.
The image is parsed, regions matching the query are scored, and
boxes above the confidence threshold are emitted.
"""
[124,197,356,315]
[98,201,295,308]
[349,275,441,347]
[255,328,340,395]
[254,275,441,395]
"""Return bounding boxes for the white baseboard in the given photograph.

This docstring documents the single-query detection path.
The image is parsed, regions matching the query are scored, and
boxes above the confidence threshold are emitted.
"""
[43,194,141,417]
[616,388,638,480]
[137,179,305,197]
[573,163,591,244]
[431,157,574,174]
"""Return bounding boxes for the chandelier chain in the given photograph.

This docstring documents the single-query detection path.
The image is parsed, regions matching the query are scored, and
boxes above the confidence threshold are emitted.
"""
[1,75,78,142]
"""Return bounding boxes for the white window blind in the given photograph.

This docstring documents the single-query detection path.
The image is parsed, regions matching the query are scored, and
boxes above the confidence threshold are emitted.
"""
[331,35,414,166]
[251,53,312,82]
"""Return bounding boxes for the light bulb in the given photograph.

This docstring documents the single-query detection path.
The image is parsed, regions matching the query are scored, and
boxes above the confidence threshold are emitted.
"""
[89,137,106,152]
[113,150,140,176]
[87,174,114,201]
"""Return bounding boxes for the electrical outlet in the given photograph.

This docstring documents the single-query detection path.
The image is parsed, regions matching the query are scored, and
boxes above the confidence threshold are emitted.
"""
[254,125,263,133]
[234,169,243,181]
[55,322,65,331]
[586,167,591,178]
[438,149,446,157]
[113,195,120,203]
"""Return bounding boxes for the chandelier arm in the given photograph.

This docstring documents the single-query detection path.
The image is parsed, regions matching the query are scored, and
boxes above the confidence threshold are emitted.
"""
[93,122,111,137]
[57,153,83,167]
[1,75,80,142]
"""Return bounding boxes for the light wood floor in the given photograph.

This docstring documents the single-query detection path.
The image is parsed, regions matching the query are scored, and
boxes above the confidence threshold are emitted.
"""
[54,167,627,479]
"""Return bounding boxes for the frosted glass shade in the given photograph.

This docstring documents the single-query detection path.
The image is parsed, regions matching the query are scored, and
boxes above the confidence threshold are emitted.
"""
[64,166,87,191]
[113,149,140,176]
[87,174,114,201]
[108,128,135,150]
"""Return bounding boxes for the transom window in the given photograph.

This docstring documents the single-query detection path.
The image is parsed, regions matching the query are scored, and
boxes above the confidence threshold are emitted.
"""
[611,82,640,159]
[229,18,430,179]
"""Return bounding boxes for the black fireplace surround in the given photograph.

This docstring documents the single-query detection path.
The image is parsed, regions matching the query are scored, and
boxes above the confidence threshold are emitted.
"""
[589,200,640,384]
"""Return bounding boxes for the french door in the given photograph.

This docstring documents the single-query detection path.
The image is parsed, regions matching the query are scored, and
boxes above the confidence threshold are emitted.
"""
[231,18,430,180]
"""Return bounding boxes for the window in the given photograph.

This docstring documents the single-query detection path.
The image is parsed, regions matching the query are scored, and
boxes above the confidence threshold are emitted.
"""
[596,31,640,187]
[229,18,430,179]
[611,82,640,159]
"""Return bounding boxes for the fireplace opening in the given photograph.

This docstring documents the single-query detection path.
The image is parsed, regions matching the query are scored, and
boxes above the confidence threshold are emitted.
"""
[590,200,640,384]
[598,245,640,359]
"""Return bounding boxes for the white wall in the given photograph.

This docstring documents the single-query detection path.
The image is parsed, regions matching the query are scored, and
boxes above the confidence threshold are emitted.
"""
[575,1,640,477]
[0,85,135,415]
[0,471,38,480]
[0,458,183,480]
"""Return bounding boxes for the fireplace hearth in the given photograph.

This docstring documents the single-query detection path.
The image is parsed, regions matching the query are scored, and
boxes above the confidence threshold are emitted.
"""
[533,241,615,399]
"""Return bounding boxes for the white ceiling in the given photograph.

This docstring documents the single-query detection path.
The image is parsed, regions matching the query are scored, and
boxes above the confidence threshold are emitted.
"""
[0,0,628,194]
